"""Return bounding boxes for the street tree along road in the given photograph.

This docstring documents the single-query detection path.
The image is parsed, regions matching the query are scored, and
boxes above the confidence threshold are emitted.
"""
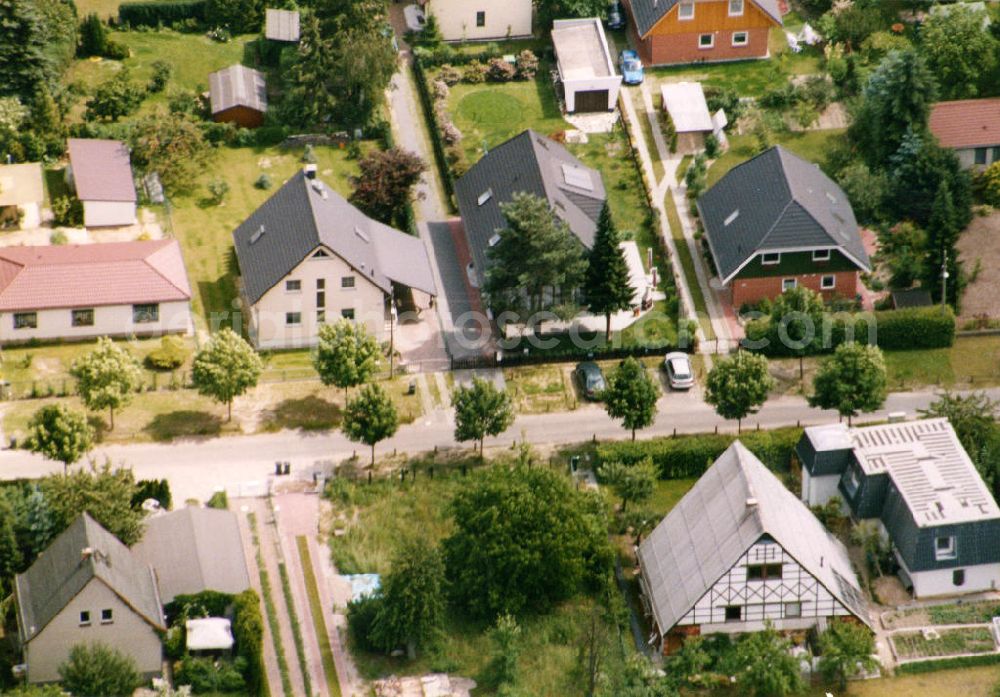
[1,387,994,502]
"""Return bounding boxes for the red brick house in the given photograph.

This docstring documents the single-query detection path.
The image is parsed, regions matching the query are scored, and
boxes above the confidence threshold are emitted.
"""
[696,146,871,309]
[623,0,782,66]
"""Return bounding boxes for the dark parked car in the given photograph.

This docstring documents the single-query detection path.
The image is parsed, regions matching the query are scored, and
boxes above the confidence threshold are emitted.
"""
[607,1,624,30]
[575,361,607,400]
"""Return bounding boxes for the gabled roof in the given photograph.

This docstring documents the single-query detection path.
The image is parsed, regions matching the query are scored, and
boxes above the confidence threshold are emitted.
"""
[698,146,870,283]
[0,163,44,206]
[15,514,164,642]
[265,8,300,41]
[454,130,606,286]
[638,442,869,634]
[209,64,267,116]
[0,239,191,312]
[628,0,782,38]
[67,138,136,203]
[929,98,1000,150]
[233,170,437,305]
[660,82,713,133]
[131,507,250,603]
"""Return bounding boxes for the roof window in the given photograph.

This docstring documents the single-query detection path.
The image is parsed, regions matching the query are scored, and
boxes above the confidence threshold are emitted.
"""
[250,225,265,244]
[562,164,594,191]
[354,226,370,243]
[478,189,493,206]
[488,233,501,247]
[724,210,739,226]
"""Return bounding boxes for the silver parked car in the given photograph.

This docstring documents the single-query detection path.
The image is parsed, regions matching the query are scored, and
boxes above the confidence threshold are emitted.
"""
[663,352,695,390]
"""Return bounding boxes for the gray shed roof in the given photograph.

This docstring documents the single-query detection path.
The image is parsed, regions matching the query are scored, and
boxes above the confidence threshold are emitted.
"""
[265,8,300,41]
[454,130,605,287]
[627,0,782,38]
[15,514,163,642]
[638,442,869,634]
[131,507,251,604]
[697,146,871,283]
[208,64,267,116]
[233,170,437,305]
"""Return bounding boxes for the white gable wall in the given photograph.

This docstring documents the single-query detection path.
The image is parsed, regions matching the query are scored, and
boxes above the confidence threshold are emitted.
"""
[674,539,857,634]
[249,247,387,349]
[801,466,842,507]
[425,0,532,41]
[82,200,137,228]
[895,550,1000,598]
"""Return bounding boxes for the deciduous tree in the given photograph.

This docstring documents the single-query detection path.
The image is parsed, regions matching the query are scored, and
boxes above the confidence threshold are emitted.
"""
[766,286,825,379]
[585,203,634,341]
[921,392,1000,498]
[920,5,997,100]
[129,109,210,194]
[349,147,426,227]
[818,619,877,691]
[735,623,803,697]
[40,460,144,545]
[59,642,141,697]
[603,357,658,441]
[705,351,773,433]
[342,383,398,465]
[24,404,94,474]
[192,328,263,421]
[597,457,656,514]
[810,342,887,425]
[312,319,381,400]
[85,69,145,122]
[70,337,142,430]
[451,377,515,453]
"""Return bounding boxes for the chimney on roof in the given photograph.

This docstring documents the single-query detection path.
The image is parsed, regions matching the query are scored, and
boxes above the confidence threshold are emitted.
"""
[304,164,318,180]
[745,497,758,510]
[81,547,93,562]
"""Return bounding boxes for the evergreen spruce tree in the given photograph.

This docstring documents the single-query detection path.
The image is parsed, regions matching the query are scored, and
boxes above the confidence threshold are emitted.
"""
[585,203,635,341]
[924,181,962,307]
[0,0,49,102]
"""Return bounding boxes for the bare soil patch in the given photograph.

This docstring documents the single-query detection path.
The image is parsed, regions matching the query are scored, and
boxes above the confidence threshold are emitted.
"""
[958,210,1000,324]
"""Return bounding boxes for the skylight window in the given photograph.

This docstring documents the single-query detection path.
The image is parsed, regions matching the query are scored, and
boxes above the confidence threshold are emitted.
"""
[488,233,501,247]
[354,226,370,243]
[724,210,739,226]
[478,189,493,206]
[561,164,594,191]
[250,225,266,244]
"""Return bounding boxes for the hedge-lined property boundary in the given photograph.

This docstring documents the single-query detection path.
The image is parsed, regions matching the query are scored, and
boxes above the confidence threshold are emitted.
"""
[411,56,456,209]
[118,0,205,27]
[595,427,803,479]
[895,651,1000,675]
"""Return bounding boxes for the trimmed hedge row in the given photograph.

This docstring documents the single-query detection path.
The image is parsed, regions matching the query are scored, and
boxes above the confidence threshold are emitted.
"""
[119,0,206,27]
[745,305,955,357]
[895,652,1000,675]
[411,55,456,208]
[595,427,803,480]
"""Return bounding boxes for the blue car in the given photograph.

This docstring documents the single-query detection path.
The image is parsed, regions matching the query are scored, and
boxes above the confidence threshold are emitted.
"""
[619,49,644,85]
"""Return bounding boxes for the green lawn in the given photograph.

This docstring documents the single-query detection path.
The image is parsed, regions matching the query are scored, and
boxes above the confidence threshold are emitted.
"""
[663,191,715,341]
[852,666,999,697]
[76,0,122,18]
[706,129,847,188]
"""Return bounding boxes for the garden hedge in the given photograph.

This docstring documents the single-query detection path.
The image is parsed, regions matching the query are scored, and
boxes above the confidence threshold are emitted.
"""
[119,0,205,27]
[895,652,1000,675]
[595,427,803,480]
[411,55,456,207]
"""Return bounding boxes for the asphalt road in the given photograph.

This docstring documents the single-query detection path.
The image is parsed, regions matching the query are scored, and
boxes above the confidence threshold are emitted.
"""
[1,386,988,502]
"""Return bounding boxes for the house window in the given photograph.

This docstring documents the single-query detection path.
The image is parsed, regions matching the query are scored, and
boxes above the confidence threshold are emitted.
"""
[312,249,329,259]
[317,310,326,324]
[993,147,1000,163]
[132,304,159,324]
[101,609,113,624]
[286,312,301,326]
[316,279,325,290]
[79,611,91,626]
[975,148,988,165]
[317,291,325,308]
[747,563,783,581]
[678,1,694,19]
[13,312,37,330]
[821,275,836,290]
[342,276,356,289]
[286,280,301,292]
[812,249,831,261]
[936,536,957,560]
[72,309,95,327]
[724,605,742,622]
[784,602,802,618]
[729,0,744,15]
[476,10,485,26]
[732,31,748,46]
[699,33,714,49]
[842,466,861,497]
[954,569,966,586]
[761,252,781,265]
[782,278,797,292]
[341,308,355,320]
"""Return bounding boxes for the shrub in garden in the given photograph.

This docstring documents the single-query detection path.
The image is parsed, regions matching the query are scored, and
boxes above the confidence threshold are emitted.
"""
[432,79,449,101]
[515,50,539,80]
[442,121,462,145]
[438,64,462,86]
[976,161,1000,206]
[486,57,516,82]
[148,60,173,93]
[705,133,720,158]
[49,230,68,245]
[52,196,83,227]
[208,179,229,204]
[145,335,189,371]
[463,60,488,83]
[254,173,272,190]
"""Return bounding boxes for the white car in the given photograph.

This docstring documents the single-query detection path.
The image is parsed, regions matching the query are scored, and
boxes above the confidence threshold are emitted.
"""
[663,352,695,390]
[404,4,426,32]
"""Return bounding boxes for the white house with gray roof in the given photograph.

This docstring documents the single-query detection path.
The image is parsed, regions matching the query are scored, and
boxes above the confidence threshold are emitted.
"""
[233,168,437,349]
[797,418,1000,598]
[638,442,869,655]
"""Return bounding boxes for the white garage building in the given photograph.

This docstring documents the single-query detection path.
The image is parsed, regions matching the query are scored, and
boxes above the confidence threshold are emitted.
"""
[552,18,622,114]
[66,138,138,228]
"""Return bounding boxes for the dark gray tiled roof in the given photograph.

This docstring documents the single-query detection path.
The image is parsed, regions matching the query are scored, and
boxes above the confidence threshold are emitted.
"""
[697,146,870,282]
[627,0,782,37]
[208,64,267,116]
[233,171,437,305]
[132,507,251,604]
[15,514,163,642]
[454,130,605,287]
[638,442,869,634]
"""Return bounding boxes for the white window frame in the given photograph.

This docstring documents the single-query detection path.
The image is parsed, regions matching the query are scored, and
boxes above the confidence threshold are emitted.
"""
[761,252,781,265]
[784,602,802,618]
[935,536,957,561]
[698,33,714,49]
[812,249,831,261]
[79,611,91,627]
[100,608,113,625]
[732,31,748,47]
[285,279,302,293]
[341,276,356,289]
[821,275,836,290]
[286,312,302,326]
[678,1,695,20]
[729,0,745,16]
[782,278,797,292]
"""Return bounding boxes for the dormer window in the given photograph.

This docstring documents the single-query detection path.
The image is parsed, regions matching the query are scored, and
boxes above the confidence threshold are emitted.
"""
[813,249,831,261]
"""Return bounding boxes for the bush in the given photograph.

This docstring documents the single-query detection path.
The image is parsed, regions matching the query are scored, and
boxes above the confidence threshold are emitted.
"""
[148,60,173,93]
[145,335,189,370]
[487,57,516,82]
[78,13,109,57]
[118,0,206,28]
[49,230,68,245]
[132,478,172,509]
[432,79,449,101]
[208,179,229,204]
[254,173,272,190]
[52,196,83,227]
[873,305,956,350]
[705,133,720,159]
[104,40,130,60]
[463,60,488,83]
[175,656,246,693]
[207,490,228,509]
[232,589,265,696]
[976,161,1000,206]
[596,427,803,479]
[515,50,539,80]
[347,594,382,653]
[164,590,233,623]
[438,64,462,86]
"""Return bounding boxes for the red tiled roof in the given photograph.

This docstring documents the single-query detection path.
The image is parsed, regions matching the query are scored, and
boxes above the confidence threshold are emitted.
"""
[67,138,137,203]
[0,240,191,312]
[929,98,1000,149]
